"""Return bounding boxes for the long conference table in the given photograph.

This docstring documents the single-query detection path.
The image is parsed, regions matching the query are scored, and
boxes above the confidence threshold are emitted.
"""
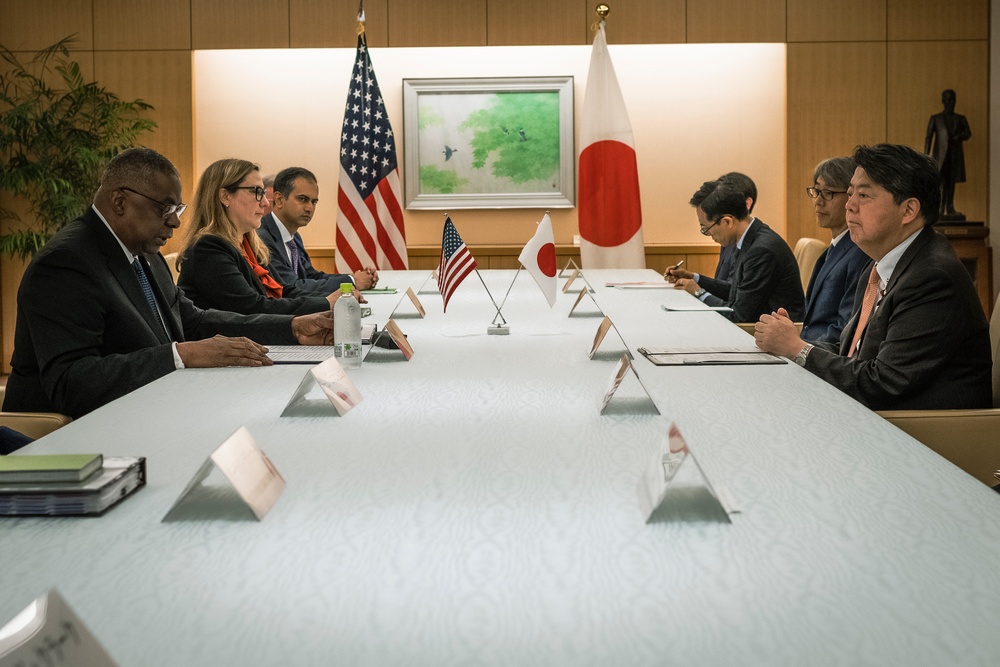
[3,269,1000,666]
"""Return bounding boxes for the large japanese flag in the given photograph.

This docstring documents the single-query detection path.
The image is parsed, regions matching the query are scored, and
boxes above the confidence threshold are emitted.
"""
[518,213,557,306]
[578,21,645,269]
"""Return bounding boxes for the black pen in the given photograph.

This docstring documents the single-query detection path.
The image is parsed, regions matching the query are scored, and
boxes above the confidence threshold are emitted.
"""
[664,259,684,278]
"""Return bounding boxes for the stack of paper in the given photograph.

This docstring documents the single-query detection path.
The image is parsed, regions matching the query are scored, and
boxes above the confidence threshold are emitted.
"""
[0,457,146,516]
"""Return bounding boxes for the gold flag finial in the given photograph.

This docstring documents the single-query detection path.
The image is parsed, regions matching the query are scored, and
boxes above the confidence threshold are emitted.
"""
[357,0,366,37]
[592,4,610,31]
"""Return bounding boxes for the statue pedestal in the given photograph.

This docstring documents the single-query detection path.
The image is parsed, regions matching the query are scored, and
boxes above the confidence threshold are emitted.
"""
[938,221,992,314]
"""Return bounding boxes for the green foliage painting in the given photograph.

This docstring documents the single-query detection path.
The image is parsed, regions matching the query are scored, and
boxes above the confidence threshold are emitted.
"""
[416,90,562,196]
[460,92,560,184]
[419,165,468,194]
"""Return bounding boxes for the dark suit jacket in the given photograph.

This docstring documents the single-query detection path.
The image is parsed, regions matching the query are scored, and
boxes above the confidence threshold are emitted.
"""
[715,243,736,282]
[700,220,804,322]
[806,225,991,410]
[257,213,352,295]
[2,209,297,418]
[178,234,330,316]
[800,234,869,345]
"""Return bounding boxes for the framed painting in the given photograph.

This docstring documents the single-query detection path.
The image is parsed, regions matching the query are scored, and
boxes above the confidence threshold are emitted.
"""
[402,76,575,210]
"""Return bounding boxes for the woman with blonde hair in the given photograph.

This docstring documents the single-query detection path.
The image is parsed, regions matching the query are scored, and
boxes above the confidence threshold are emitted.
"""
[177,159,339,315]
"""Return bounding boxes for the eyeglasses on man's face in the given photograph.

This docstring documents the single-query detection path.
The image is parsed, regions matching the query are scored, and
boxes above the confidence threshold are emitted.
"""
[233,186,268,202]
[700,217,722,236]
[121,187,187,220]
[806,187,848,201]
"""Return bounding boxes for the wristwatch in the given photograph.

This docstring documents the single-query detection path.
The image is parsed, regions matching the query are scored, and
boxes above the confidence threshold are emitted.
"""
[693,288,707,298]
[793,344,813,367]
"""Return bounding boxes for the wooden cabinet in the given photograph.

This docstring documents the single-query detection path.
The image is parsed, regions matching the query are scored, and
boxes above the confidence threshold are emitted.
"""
[939,223,993,315]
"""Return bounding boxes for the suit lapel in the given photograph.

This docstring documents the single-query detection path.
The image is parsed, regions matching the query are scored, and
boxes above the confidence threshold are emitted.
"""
[89,211,171,345]
[729,220,760,301]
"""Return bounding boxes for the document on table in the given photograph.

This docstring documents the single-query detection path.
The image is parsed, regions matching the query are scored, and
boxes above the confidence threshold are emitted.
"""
[605,282,673,289]
[661,303,733,312]
[637,347,786,366]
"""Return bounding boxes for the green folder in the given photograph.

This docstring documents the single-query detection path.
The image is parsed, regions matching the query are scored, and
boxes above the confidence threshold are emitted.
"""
[0,454,103,483]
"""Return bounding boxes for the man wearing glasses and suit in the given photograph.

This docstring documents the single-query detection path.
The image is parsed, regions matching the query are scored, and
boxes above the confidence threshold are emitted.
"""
[2,148,334,419]
[669,180,805,323]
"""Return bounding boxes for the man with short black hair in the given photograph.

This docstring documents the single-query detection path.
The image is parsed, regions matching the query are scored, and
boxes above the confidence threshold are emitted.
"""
[258,167,378,293]
[2,148,334,419]
[671,180,804,323]
[755,143,991,410]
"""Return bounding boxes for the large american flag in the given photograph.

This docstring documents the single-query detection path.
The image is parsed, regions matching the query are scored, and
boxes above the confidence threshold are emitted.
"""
[335,33,408,272]
[438,217,477,313]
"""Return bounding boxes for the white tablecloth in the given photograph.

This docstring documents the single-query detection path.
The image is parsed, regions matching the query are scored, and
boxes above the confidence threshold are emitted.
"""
[2,270,999,666]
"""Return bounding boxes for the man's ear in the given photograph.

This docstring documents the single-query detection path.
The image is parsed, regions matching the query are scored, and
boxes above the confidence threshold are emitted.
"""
[900,197,922,227]
[108,187,128,215]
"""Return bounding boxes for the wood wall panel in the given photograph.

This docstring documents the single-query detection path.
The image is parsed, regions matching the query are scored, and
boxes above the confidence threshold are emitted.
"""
[887,41,988,224]
[787,0,885,42]
[0,0,94,51]
[687,0,786,43]
[585,0,686,45]
[387,0,487,47]
[191,0,291,49]
[93,52,195,236]
[486,0,584,46]
[94,0,191,50]
[786,42,887,246]
[888,0,988,41]
[290,0,389,48]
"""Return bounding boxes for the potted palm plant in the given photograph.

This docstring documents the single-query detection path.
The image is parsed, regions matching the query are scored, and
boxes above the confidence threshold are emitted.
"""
[0,36,157,259]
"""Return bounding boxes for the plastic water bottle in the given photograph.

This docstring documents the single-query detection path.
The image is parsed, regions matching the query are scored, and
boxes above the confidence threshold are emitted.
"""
[334,283,362,369]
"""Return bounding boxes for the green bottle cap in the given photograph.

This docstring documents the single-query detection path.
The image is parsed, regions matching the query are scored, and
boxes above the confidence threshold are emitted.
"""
[340,283,353,294]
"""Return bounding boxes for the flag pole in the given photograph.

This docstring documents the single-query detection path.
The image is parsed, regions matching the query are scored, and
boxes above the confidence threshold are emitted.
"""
[474,269,509,332]
[496,268,521,316]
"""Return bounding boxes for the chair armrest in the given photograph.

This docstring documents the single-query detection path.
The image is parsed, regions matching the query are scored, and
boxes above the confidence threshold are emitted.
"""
[877,409,1000,486]
[0,412,73,440]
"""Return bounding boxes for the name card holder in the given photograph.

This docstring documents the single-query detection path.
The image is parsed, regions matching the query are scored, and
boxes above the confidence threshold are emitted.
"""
[561,268,581,293]
[0,589,118,666]
[366,319,414,360]
[568,286,604,317]
[162,426,286,522]
[558,258,580,277]
[390,287,427,319]
[600,353,660,415]
[280,356,365,417]
[588,316,632,359]
[637,422,732,523]
[419,269,441,294]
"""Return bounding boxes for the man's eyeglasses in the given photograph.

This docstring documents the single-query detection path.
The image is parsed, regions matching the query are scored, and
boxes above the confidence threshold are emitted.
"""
[121,187,186,220]
[700,218,722,236]
[806,187,848,201]
[232,186,267,202]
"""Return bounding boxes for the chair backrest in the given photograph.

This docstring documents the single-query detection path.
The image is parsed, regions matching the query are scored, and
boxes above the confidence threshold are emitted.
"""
[0,412,72,440]
[793,237,827,290]
[163,252,180,282]
[989,293,1000,407]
